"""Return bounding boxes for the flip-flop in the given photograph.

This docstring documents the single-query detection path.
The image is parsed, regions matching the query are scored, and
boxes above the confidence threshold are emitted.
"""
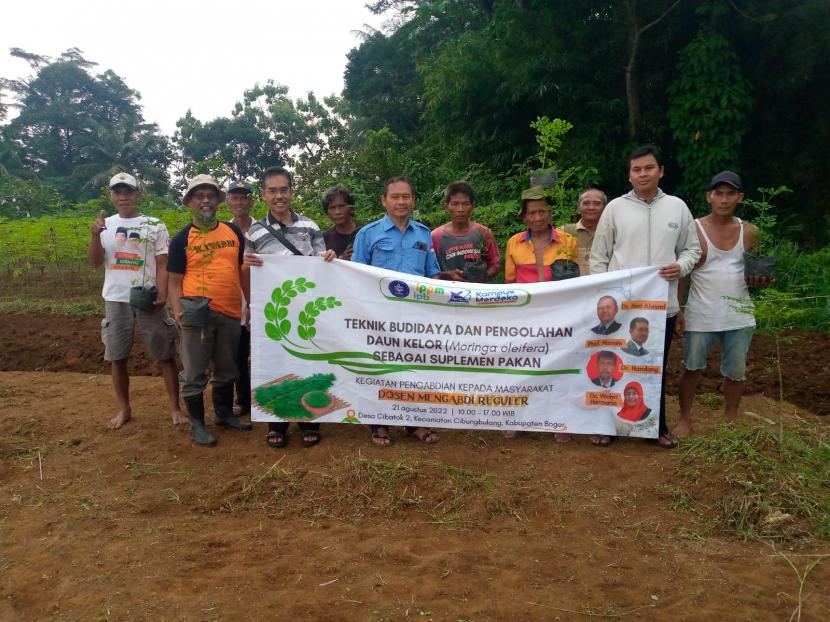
[591,434,615,447]
[302,430,321,447]
[266,430,286,448]
[409,428,440,444]
[371,428,392,447]
[653,434,678,449]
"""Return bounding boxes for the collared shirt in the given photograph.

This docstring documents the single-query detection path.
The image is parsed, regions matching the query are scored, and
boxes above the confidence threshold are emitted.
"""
[560,219,595,276]
[246,211,325,256]
[504,226,578,283]
[351,214,441,277]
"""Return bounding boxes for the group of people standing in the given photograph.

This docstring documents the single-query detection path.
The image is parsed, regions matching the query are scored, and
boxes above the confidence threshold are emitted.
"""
[88,143,769,450]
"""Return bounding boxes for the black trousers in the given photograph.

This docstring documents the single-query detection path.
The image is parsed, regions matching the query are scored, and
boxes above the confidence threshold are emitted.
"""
[658,314,677,437]
[235,325,251,410]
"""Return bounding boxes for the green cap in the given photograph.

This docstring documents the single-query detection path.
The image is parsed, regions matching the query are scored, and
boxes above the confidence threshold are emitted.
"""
[521,186,546,201]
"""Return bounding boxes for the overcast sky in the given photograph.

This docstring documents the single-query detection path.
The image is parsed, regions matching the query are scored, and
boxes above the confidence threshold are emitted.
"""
[0,0,387,135]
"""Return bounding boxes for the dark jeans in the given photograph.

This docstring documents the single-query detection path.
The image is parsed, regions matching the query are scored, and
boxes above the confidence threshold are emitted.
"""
[235,325,251,410]
[658,314,677,437]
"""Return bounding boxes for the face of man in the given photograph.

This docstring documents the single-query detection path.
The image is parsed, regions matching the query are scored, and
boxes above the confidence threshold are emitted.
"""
[707,183,744,218]
[127,234,140,249]
[445,192,475,227]
[186,186,220,225]
[596,297,618,324]
[381,181,415,222]
[109,185,140,217]
[630,321,649,345]
[263,173,293,222]
[115,231,127,246]
[628,154,664,198]
[522,200,551,234]
[624,388,640,407]
[326,195,355,227]
[598,356,615,382]
[227,191,253,219]
[578,189,605,226]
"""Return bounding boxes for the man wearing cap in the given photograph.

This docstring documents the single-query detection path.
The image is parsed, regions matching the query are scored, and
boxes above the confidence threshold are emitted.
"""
[675,171,771,437]
[227,180,254,418]
[504,187,578,284]
[88,172,186,430]
[243,166,335,449]
[560,188,607,276]
[503,186,577,443]
[590,144,701,449]
[168,174,252,447]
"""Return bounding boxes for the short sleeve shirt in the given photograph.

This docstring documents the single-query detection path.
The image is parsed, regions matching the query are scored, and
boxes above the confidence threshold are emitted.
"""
[100,214,169,303]
[168,222,244,319]
[430,222,500,283]
[246,212,325,256]
[323,226,361,257]
[504,227,578,283]
[351,215,441,277]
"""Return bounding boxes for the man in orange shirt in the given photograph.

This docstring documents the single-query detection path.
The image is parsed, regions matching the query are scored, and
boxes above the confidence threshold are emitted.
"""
[168,174,253,447]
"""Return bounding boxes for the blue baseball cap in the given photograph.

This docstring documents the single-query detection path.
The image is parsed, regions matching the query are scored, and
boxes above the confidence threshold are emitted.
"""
[227,180,252,194]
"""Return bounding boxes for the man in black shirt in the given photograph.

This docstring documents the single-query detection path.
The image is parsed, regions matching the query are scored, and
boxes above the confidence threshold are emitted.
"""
[321,185,360,259]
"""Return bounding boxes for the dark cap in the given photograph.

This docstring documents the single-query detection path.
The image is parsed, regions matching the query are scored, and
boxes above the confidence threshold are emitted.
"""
[709,171,743,191]
[521,186,546,201]
[228,180,252,194]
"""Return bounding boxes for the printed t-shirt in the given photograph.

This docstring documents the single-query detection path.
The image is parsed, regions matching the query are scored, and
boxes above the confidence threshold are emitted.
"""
[323,226,361,257]
[504,227,578,283]
[168,222,244,319]
[430,222,500,283]
[99,214,169,303]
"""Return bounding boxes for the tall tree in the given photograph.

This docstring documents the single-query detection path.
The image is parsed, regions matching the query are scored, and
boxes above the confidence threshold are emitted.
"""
[2,48,170,199]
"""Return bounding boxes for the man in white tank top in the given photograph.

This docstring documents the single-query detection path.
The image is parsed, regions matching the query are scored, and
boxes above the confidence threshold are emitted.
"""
[675,171,772,437]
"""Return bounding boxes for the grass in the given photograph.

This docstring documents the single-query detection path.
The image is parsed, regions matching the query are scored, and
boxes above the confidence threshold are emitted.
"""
[676,421,830,540]
[0,295,102,316]
[217,454,501,524]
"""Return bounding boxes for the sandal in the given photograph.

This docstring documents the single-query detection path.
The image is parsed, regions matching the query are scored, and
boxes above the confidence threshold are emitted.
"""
[302,429,321,447]
[554,433,572,444]
[591,434,615,447]
[409,427,440,444]
[266,430,286,448]
[371,427,391,447]
[653,433,678,449]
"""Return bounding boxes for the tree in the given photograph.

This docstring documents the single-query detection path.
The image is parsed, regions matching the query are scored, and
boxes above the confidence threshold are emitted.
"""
[1,48,170,199]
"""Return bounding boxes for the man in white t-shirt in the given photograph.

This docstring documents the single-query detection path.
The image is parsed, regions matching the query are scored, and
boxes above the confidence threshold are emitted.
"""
[88,172,187,430]
[675,171,771,437]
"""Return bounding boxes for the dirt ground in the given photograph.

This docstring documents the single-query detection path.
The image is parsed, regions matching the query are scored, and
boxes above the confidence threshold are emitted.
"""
[1,313,828,416]
[1,313,829,621]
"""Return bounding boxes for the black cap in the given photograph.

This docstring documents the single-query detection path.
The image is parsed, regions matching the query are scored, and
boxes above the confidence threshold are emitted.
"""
[709,171,743,191]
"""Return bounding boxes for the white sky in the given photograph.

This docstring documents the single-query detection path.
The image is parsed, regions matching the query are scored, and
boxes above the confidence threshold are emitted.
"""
[0,0,386,135]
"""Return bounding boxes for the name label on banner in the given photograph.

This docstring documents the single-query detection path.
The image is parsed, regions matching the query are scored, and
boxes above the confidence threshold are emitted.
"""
[250,259,668,438]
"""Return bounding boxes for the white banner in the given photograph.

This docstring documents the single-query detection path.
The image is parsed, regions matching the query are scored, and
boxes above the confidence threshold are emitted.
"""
[250,258,668,438]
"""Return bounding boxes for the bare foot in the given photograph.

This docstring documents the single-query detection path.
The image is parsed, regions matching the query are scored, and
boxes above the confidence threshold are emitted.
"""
[673,420,691,438]
[724,412,738,424]
[503,430,519,439]
[171,410,191,428]
[108,409,132,430]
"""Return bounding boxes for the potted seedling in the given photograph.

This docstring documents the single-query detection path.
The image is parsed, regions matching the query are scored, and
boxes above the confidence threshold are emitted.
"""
[742,186,789,279]
[129,217,159,312]
[529,116,573,189]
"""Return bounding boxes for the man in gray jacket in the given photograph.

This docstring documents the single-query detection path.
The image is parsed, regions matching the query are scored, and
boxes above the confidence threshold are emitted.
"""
[590,144,701,448]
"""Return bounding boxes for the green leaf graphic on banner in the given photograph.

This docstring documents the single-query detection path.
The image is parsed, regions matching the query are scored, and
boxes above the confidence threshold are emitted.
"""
[263,278,342,349]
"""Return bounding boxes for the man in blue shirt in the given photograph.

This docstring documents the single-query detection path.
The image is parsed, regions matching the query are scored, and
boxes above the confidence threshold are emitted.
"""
[352,176,458,446]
